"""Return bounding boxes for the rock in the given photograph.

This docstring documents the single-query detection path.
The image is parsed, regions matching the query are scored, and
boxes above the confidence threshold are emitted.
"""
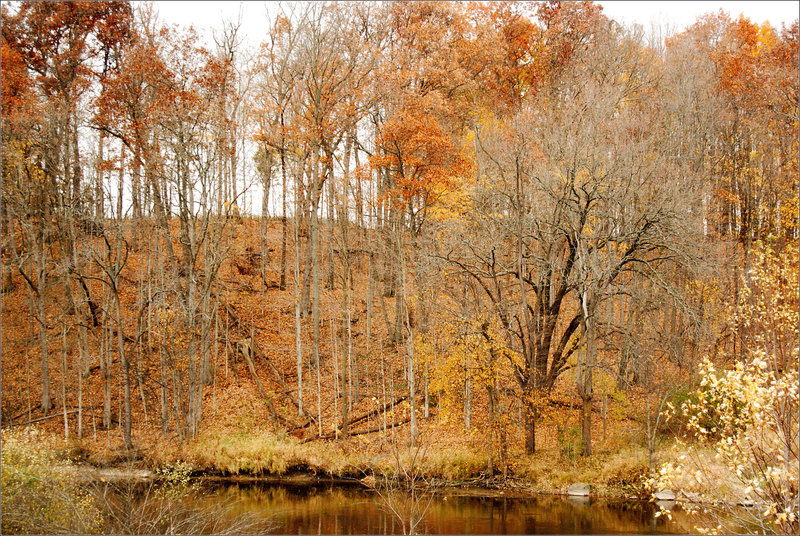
[567,483,590,496]
[654,489,675,501]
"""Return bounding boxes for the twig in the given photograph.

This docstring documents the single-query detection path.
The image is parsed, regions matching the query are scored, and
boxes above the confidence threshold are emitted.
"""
[5,410,78,427]
[302,416,412,443]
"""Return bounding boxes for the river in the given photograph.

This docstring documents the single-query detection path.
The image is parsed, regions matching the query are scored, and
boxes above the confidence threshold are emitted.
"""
[94,479,703,534]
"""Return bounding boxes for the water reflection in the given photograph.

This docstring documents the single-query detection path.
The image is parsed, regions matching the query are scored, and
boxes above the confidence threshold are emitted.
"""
[188,481,697,535]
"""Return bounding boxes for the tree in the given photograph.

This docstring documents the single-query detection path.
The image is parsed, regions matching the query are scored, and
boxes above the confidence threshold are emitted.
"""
[446,15,702,454]
[1,0,132,415]
[254,5,313,417]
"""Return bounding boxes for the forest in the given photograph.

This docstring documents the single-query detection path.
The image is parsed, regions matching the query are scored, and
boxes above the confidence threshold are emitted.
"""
[1,1,798,534]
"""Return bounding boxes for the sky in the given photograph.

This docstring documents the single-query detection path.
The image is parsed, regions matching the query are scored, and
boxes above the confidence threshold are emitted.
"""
[599,1,798,31]
[147,1,800,50]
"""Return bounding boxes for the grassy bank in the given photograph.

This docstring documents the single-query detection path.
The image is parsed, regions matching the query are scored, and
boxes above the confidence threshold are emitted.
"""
[22,425,664,499]
[181,430,661,499]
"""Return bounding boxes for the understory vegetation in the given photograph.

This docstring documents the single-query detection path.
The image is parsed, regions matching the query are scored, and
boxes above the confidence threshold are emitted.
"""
[1,429,103,534]
[1,428,269,535]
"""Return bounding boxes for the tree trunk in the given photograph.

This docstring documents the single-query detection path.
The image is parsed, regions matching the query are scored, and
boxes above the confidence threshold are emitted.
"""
[71,110,82,208]
[230,134,238,210]
[340,134,354,429]
[311,147,322,371]
[325,166,335,290]
[117,145,124,220]
[96,132,105,219]
[60,325,69,439]
[149,156,175,263]
[579,290,593,457]
[101,300,111,429]
[280,150,288,290]
[352,128,364,231]
[464,370,471,430]
[261,148,272,285]
[399,237,417,446]
[77,324,88,438]
[217,137,224,216]
[132,146,142,222]
[300,160,314,316]
[114,289,132,450]
[294,170,304,417]
[524,387,536,455]
[36,239,51,413]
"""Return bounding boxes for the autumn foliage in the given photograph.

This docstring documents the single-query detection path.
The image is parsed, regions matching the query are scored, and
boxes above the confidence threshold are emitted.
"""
[0,3,798,532]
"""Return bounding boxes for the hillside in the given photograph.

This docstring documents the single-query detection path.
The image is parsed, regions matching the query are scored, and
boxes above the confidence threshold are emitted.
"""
[1,217,650,467]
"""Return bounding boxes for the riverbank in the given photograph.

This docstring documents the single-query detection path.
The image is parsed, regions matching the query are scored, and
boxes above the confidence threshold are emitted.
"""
[1,426,751,536]
[33,426,661,500]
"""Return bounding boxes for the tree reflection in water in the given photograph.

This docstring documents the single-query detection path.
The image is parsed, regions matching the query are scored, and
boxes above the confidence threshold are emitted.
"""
[192,480,701,534]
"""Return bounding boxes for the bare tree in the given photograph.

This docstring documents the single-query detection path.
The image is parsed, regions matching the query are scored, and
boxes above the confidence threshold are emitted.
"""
[446,19,702,454]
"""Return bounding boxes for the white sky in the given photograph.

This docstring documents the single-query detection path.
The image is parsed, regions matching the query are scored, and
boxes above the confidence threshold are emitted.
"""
[599,1,798,32]
[146,1,799,49]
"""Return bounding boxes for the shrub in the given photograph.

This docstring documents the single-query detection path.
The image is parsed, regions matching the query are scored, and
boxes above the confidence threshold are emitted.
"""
[1,428,103,534]
[653,243,799,535]
[556,425,581,460]
[652,356,799,534]
[95,460,269,535]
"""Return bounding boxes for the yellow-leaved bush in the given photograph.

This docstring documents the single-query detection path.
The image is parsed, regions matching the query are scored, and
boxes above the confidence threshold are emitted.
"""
[1,428,103,534]
[649,242,799,535]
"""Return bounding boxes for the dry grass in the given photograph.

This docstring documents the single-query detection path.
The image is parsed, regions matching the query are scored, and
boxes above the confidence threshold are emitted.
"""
[514,444,655,496]
[24,418,669,496]
[170,425,493,483]
[418,447,489,480]
[181,427,365,477]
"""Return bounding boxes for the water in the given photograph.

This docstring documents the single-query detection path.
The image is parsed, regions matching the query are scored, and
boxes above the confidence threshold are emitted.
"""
[172,480,699,535]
